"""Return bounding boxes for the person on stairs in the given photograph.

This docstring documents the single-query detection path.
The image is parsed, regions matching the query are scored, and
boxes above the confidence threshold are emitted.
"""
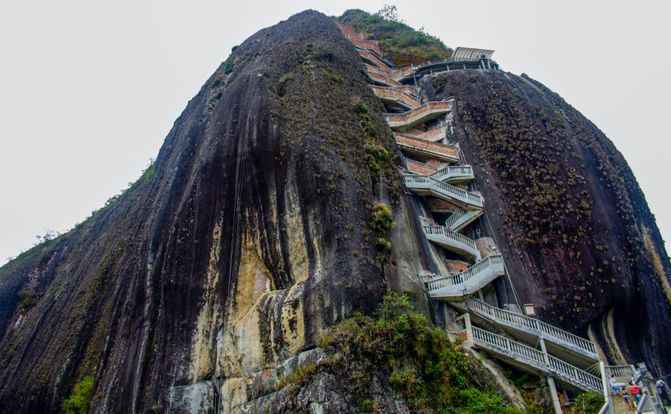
[622,389,635,411]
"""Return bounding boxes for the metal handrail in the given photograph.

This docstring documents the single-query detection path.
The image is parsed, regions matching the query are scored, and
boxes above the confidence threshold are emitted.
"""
[467,298,598,357]
[472,327,602,392]
[606,365,636,378]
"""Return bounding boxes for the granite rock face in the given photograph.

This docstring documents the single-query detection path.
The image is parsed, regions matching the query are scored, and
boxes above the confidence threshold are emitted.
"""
[0,11,415,413]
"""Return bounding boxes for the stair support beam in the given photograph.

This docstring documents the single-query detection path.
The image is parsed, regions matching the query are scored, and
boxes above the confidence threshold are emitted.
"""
[546,376,563,414]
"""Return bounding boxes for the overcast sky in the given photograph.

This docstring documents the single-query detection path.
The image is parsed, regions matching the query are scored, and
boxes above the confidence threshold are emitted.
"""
[1,0,669,264]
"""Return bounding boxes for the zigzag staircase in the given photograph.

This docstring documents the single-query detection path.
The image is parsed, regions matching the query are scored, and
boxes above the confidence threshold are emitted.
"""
[336,22,624,413]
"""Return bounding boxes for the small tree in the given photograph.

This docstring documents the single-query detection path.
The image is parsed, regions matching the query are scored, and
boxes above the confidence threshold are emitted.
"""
[62,376,94,414]
[376,4,400,22]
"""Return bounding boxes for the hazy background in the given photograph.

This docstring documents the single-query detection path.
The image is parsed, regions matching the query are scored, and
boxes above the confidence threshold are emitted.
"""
[1,0,669,264]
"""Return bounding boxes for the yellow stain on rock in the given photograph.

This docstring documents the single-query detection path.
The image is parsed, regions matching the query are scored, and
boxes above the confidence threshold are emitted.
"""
[221,224,273,377]
[234,226,273,322]
[284,178,310,283]
[191,220,224,381]
[644,230,671,306]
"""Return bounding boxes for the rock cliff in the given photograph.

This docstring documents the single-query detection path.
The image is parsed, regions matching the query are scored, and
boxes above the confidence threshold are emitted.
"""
[0,8,669,414]
[0,11,408,412]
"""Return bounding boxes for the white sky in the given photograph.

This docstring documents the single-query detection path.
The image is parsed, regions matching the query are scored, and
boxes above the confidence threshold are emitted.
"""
[1,1,670,265]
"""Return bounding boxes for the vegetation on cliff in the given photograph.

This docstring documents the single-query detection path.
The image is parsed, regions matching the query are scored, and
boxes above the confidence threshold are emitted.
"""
[62,376,94,414]
[281,293,518,413]
[338,8,452,66]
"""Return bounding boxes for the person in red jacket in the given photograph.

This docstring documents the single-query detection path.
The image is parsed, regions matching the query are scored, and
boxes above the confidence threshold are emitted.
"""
[630,384,641,405]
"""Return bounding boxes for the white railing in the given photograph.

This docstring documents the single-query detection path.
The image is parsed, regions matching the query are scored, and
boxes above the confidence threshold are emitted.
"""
[444,210,483,232]
[547,354,603,392]
[431,165,474,182]
[467,299,599,358]
[404,175,484,208]
[606,365,636,379]
[472,327,603,392]
[423,224,479,258]
[473,326,546,364]
[426,255,504,291]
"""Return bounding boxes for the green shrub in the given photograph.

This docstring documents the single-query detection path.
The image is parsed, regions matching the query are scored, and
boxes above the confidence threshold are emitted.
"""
[458,387,518,413]
[566,392,604,414]
[375,237,392,252]
[224,60,235,75]
[17,289,42,310]
[371,203,395,265]
[503,367,531,389]
[365,142,389,174]
[361,398,377,411]
[62,376,94,414]
[314,293,520,412]
[352,97,368,114]
[371,203,395,233]
[276,362,317,390]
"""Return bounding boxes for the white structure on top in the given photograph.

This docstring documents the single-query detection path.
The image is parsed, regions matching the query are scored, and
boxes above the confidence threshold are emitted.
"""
[452,47,495,61]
